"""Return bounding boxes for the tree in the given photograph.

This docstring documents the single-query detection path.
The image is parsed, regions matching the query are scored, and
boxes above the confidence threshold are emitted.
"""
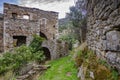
[68,0,87,43]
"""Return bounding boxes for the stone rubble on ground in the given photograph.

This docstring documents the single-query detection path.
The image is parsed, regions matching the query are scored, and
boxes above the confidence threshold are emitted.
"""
[16,63,50,80]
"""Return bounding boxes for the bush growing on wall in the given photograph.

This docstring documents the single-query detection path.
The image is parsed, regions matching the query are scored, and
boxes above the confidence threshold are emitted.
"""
[29,35,45,62]
[29,35,45,53]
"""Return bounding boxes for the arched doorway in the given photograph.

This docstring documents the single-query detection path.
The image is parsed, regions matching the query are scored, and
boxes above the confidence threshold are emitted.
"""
[42,47,51,60]
[40,32,47,40]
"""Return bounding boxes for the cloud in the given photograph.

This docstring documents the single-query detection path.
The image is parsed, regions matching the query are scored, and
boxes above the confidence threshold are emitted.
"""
[18,0,75,18]
[19,0,70,5]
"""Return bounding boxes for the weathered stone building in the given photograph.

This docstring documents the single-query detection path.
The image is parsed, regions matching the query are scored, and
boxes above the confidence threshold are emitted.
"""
[0,3,68,60]
[86,0,120,72]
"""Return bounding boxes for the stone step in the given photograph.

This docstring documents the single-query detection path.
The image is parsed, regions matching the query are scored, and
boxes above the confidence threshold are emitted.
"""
[17,74,29,80]
[28,70,36,75]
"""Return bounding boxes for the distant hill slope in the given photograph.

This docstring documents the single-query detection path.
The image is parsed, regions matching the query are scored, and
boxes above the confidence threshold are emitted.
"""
[59,18,69,26]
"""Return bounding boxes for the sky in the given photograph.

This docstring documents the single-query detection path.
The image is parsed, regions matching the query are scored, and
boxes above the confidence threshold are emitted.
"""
[0,0,75,18]
[0,0,17,13]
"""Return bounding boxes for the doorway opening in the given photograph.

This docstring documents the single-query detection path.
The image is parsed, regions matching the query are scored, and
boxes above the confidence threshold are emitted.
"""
[13,36,26,47]
[42,47,51,60]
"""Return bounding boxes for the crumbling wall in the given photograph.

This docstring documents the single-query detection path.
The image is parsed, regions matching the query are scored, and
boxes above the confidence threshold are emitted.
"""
[3,3,58,51]
[0,14,3,52]
[86,0,120,72]
[41,40,69,60]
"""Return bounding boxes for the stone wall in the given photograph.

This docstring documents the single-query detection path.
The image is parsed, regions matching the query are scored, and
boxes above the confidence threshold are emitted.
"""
[3,3,58,51]
[0,14,3,52]
[42,40,69,60]
[86,0,120,72]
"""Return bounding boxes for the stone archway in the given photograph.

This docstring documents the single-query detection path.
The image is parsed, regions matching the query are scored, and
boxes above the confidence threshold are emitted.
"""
[42,47,51,60]
[40,32,47,40]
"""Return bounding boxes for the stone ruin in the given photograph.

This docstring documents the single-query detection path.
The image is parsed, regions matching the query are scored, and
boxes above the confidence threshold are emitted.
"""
[86,0,120,72]
[0,3,69,60]
[42,40,69,60]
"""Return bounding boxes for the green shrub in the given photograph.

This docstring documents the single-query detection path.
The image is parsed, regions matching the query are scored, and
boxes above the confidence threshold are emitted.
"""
[15,45,33,62]
[33,51,45,63]
[0,52,16,74]
[0,46,31,74]
[0,35,45,74]
[59,34,77,50]
[112,69,119,80]
[29,35,45,53]
[29,35,45,62]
